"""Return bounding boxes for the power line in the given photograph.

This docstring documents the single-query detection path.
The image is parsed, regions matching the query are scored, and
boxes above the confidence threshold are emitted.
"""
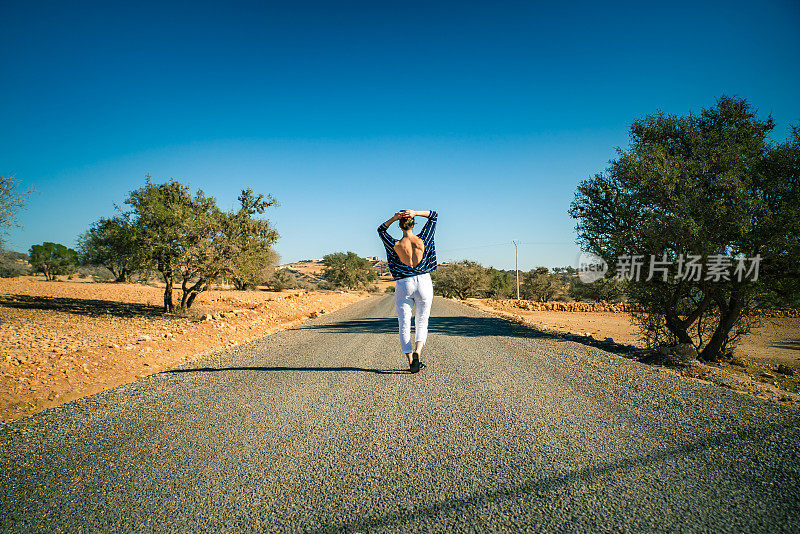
[436,242,510,253]
[438,240,572,253]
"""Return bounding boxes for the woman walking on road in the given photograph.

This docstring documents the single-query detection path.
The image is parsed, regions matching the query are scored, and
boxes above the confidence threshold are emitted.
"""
[378,209,438,373]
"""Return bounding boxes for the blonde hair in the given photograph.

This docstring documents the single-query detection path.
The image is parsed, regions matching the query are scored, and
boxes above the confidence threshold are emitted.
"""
[399,217,415,230]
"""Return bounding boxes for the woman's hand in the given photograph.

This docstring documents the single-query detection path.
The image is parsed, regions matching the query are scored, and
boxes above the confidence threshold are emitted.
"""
[397,209,415,218]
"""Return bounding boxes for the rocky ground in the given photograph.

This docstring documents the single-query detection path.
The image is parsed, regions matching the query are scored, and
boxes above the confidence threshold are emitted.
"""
[470,298,800,409]
[0,277,369,422]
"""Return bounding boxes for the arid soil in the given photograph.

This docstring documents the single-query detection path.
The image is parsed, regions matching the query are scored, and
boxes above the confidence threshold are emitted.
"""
[471,298,800,408]
[0,277,370,422]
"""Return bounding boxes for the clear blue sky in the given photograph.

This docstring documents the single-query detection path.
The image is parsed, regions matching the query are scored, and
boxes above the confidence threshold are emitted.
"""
[2,0,798,270]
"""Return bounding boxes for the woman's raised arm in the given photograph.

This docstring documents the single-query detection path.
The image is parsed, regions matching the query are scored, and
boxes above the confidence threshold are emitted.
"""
[396,209,431,219]
[382,212,402,228]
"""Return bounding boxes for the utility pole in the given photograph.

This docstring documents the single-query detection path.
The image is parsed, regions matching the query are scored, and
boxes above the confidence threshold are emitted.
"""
[513,240,520,299]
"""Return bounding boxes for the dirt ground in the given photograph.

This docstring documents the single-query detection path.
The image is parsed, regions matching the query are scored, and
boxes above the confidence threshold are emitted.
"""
[472,298,800,407]
[0,277,370,422]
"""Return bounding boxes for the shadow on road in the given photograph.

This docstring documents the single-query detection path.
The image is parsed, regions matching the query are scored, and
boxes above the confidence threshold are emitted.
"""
[0,294,163,318]
[339,420,799,531]
[163,365,411,375]
[772,338,800,351]
[295,316,551,340]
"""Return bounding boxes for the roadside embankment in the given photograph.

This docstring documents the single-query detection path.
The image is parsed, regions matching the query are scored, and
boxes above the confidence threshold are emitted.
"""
[462,297,800,409]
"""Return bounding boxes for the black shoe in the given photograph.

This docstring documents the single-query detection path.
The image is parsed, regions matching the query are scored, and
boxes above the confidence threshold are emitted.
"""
[410,353,420,373]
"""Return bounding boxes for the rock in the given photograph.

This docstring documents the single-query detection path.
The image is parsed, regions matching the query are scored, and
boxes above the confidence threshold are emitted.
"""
[776,364,794,376]
[761,372,776,380]
[647,343,698,367]
[138,334,151,342]
[203,314,213,321]
[728,355,747,367]
[673,343,698,361]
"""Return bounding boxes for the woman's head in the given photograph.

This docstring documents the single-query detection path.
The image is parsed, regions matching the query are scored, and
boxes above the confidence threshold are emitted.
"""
[399,216,415,231]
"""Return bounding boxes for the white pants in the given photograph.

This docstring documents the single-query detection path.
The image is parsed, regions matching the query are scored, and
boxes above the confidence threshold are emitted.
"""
[394,273,434,354]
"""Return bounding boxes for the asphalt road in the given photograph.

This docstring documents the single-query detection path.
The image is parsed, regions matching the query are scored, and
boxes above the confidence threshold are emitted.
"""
[2,295,799,533]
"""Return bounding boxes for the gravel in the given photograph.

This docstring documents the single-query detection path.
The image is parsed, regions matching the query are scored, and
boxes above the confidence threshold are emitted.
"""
[1,295,799,532]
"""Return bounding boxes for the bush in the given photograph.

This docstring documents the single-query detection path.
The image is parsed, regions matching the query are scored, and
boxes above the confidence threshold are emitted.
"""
[268,269,298,291]
[569,277,625,302]
[431,260,489,299]
[77,264,116,282]
[385,286,395,293]
[322,252,377,290]
[367,285,381,293]
[488,268,515,298]
[519,267,562,302]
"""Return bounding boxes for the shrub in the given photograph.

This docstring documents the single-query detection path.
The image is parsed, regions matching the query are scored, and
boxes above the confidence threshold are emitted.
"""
[322,252,377,290]
[431,260,489,299]
[268,269,298,291]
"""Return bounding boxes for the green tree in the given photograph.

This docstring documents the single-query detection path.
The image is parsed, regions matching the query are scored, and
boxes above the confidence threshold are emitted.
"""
[226,189,280,290]
[125,178,199,312]
[431,260,489,299]
[125,179,280,312]
[322,252,377,289]
[29,242,78,281]
[520,266,559,302]
[569,96,800,361]
[487,268,514,298]
[569,277,625,302]
[78,214,148,282]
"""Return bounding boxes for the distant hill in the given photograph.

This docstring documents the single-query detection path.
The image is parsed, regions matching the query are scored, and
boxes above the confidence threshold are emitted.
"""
[0,249,31,277]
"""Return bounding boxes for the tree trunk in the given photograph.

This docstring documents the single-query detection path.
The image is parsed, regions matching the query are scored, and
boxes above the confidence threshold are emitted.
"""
[664,311,694,344]
[180,277,190,310]
[700,290,744,362]
[185,286,203,309]
[663,287,713,346]
[162,270,174,313]
[114,268,129,283]
[180,277,207,311]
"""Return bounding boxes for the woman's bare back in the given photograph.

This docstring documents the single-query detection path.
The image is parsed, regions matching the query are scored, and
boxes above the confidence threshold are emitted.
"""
[394,235,425,268]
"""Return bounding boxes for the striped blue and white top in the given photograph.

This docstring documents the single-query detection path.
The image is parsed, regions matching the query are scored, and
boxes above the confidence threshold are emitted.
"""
[378,211,438,281]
